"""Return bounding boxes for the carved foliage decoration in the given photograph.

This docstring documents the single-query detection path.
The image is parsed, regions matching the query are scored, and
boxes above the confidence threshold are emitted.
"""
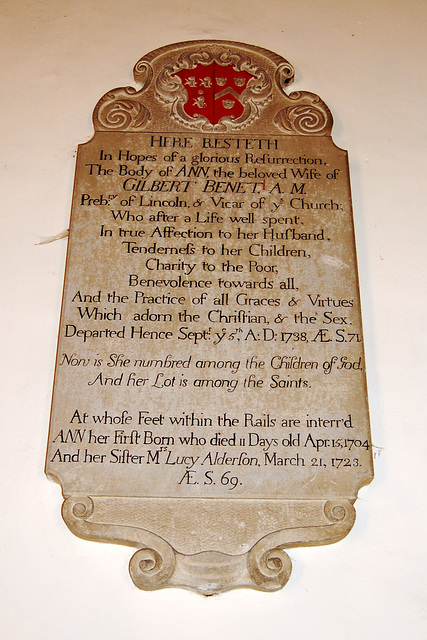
[91,42,333,135]
[274,91,333,136]
[93,62,153,131]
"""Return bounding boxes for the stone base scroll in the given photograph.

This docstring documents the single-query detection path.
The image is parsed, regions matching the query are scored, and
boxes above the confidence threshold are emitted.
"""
[63,495,355,594]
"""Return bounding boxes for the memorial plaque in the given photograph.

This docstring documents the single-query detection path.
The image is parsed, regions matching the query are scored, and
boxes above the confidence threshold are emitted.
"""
[46,40,373,594]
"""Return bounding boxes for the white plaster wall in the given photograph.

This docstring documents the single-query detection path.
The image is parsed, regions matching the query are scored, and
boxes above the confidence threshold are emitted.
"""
[1,1,425,637]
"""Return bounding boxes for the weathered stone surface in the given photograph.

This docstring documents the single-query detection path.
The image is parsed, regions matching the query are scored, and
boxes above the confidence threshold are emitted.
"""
[46,40,373,594]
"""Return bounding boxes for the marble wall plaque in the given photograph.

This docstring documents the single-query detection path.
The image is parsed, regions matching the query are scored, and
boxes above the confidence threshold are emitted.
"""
[46,40,373,594]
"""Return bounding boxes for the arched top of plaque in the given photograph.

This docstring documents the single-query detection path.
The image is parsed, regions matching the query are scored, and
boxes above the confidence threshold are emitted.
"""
[93,40,333,135]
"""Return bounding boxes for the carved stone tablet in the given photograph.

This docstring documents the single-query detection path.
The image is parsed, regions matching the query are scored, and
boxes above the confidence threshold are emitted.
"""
[46,40,373,594]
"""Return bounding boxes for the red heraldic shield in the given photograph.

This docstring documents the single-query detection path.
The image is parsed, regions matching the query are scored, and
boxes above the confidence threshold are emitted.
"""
[175,62,255,124]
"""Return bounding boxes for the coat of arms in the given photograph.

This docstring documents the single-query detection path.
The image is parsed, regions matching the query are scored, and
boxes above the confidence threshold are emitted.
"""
[174,62,255,124]
[155,47,274,131]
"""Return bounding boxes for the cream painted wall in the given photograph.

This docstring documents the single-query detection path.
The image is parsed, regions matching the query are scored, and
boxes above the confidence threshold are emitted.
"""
[1,1,425,638]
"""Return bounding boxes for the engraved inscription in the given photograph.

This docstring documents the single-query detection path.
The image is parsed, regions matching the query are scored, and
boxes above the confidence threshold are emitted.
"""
[47,133,372,500]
